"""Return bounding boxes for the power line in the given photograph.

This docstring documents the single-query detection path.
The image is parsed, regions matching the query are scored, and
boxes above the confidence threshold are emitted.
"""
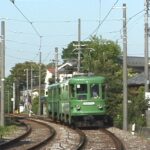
[6,39,40,47]
[9,0,41,38]
[9,30,76,37]
[111,9,144,42]
[6,53,36,61]
[84,0,119,40]
[127,9,145,23]
[0,18,28,22]
[0,17,123,23]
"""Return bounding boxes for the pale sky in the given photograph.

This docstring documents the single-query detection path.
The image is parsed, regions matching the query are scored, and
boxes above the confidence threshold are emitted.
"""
[0,0,145,76]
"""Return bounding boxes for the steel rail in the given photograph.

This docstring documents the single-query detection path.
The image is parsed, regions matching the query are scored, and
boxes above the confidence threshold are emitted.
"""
[0,119,31,149]
[102,129,126,150]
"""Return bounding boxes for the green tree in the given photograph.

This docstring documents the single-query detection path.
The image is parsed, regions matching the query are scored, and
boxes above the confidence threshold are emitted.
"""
[62,41,90,61]
[5,61,46,112]
[82,36,121,75]
[4,75,14,113]
[128,86,147,126]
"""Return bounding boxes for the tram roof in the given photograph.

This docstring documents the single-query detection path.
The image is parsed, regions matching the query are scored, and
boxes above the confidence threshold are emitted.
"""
[69,76,105,84]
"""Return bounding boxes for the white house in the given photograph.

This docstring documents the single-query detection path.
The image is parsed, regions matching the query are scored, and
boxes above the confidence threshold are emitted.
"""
[44,68,55,96]
[44,62,73,96]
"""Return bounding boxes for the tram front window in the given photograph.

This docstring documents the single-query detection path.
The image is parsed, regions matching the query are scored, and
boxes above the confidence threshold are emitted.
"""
[91,84,99,98]
[76,84,87,100]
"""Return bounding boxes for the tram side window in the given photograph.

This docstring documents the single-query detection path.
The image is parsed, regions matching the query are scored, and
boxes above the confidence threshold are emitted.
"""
[49,89,52,100]
[102,84,106,99]
[91,84,99,98]
[70,84,75,98]
[53,88,56,99]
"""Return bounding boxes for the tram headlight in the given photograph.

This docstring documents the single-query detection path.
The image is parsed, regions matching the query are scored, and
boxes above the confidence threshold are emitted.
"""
[76,105,81,110]
[97,105,103,110]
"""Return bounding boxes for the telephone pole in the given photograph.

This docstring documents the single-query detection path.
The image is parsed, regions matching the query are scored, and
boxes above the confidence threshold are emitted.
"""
[73,18,84,73]
[12,82,16,113]
[26,69,29,95]
[77,18,81,73]
[31,65,33,93]
[38,36,42,115]
[55,47,58,83]
[123,3,128,131]
[0,21,5,126]
[144,0,149,94]
[144,0,150,127]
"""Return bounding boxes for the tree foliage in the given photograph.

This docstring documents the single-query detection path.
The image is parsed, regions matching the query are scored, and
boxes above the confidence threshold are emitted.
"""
[128,87,147,126]
[10,61,46,89]
[4,61,46,113]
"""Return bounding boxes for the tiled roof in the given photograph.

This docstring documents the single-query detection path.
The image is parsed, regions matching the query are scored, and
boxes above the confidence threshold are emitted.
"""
[119,56,144,67]
[127,56,144,67]
[128,72,145,85]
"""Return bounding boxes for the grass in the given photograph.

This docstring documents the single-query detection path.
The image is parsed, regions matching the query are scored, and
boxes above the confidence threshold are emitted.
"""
[0,125,17,139]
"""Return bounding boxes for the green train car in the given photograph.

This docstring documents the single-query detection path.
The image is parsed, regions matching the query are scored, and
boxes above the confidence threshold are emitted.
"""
[46,75,109,127]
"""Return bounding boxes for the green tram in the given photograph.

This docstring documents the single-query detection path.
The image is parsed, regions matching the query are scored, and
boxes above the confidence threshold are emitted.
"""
[47,75,109,127]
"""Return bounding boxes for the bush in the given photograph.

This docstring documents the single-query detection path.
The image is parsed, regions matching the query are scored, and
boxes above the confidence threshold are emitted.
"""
[32,97,39,114]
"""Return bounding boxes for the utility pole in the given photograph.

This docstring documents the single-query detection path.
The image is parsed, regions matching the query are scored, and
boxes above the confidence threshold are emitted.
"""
[123,3,128,131]
[0,21,5,126]
[12,82,15,113]
[77,18,81,73]
[26,69,29,95]
[144,0,150,127]
[31,65,33,94]
[55,47,58,83]
[7,91,10,114]
[73,18,84,73]
[7,90,10,114]
[38,37,42,115]
[144,0,149,94]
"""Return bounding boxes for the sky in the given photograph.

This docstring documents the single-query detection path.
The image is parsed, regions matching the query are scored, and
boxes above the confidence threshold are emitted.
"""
[0,0,144,76]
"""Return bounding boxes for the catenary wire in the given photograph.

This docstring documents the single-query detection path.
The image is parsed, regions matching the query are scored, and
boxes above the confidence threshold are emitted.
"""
[83,0,119,41]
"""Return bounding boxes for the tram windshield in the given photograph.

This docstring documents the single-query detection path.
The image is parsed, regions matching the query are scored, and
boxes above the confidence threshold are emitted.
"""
[90,84,99,98]
[76,84,87,100]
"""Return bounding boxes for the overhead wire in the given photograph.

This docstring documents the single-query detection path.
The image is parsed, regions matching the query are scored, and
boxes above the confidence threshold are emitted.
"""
[9,0,43,62]
[127,9,145,23]
[112,8,145,41]
[9,0,41,38]
[8,1,144,61]
[83,0,119,40]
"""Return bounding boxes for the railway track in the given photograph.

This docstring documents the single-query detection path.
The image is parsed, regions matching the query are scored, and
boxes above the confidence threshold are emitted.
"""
[0,116,55,150]
[81,128,125,150]
[32,118,86,150]
[1,115,86,150]
[2,114,126,150]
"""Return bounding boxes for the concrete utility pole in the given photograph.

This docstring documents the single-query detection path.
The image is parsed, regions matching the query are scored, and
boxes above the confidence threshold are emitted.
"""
[38,37,42,115]
[26,69,29,94]
[12,82,15,113]
[73,19,84,73]
[144,0,150,127]
[77,18,81,73]
[0,21,5,126]
[144,0,149,93]
[31,65,33,93]
[7,91,10,114]
[123,3,128,131]
[55,47,58,83]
